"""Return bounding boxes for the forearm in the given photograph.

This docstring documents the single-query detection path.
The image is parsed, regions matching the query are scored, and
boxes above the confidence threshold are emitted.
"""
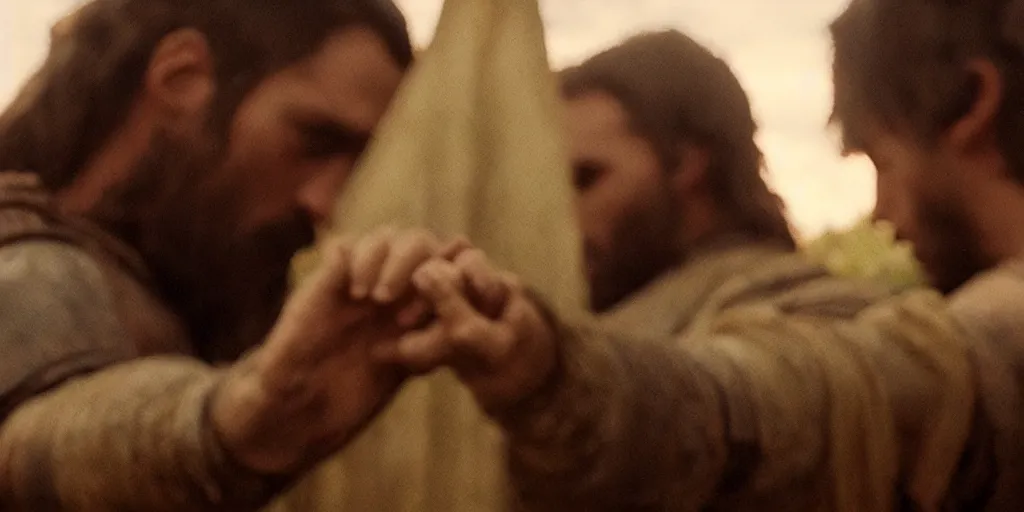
[498,291,974,511]
[0,357,286,511]
[495,319,729,512]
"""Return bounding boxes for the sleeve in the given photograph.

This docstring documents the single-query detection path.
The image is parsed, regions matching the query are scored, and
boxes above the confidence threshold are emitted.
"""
[0,242,289,511]
[0,240,136,417]
[496,291,975,511]
[945,266,1024,507]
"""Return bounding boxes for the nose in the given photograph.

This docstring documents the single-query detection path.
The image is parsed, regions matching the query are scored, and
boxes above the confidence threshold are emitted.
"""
[297,164,351,228]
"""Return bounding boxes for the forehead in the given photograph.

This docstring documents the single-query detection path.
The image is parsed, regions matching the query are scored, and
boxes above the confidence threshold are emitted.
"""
[565,91,636,146]
[245,27,404,133]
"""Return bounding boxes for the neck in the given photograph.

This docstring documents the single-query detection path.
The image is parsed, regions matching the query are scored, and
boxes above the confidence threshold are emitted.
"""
[965,177,1024,267]
[675,197,750,257]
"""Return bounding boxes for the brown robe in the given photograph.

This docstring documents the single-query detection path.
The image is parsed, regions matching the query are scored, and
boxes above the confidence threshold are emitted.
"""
[494,247,1024,510]
[597,238,891,339]
[0,172,283,511]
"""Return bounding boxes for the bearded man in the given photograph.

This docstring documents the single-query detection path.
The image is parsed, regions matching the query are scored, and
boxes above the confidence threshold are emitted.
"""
[560,30,885,340]
[0,1,444,510]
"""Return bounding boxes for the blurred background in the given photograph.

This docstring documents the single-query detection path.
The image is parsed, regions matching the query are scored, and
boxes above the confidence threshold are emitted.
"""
[0,0,875,240]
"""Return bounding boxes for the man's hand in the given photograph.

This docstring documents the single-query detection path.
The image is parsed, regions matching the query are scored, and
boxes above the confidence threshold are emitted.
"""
[208,228,454,475]
[375,249,560,413]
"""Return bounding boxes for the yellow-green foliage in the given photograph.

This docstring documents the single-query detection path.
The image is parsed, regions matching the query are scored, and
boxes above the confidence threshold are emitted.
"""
[803,217,927,292]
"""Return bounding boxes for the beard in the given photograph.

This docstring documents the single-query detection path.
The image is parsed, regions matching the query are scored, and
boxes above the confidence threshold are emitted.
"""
[915,195,988,295]
[586,190,680,313]
[89,131,315,362]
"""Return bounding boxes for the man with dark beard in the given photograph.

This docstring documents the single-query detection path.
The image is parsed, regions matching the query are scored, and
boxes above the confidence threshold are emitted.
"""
[561,31,884,338]
[0,0,442,510]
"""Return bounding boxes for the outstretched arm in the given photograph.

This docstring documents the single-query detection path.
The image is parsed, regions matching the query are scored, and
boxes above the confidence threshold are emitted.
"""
[0,242,282,511]
[383,254,974,511]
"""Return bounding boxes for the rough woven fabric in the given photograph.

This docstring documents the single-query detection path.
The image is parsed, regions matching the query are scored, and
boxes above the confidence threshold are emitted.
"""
[0,173,284,510]
[501,281,978,511]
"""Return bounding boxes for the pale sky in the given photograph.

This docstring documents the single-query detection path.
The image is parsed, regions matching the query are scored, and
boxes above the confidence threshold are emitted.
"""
[0,0,875,238]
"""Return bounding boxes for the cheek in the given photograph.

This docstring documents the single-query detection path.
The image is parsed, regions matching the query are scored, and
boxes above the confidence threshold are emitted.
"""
[875,169,919,234]
[577,181,635,241]
[577,176,660,248]
[575,189,616,248]
[221,118,311,228]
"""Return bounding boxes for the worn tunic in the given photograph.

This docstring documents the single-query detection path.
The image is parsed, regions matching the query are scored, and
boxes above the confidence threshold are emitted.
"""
[0,173,282,510]
[496,248,1024,510]
[598,239,891,338]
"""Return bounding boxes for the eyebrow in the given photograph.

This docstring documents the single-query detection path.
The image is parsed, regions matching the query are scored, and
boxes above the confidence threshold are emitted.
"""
[286,107,373,154]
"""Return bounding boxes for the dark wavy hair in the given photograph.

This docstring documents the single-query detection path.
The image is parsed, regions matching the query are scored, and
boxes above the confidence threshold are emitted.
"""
[830,0,1024,184]
[561,30,796,248]
[0,0,413,190]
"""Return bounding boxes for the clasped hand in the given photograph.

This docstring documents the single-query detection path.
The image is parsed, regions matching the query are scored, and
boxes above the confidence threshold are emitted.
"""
[211,227,557,475]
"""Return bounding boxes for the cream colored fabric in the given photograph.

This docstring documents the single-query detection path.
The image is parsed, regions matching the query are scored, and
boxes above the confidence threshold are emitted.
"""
[271,1,585,510]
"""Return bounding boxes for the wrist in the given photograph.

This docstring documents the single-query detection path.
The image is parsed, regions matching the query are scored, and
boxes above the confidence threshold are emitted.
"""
[209,355,305,475]
[483,294,564,419]
[200,374,295,497]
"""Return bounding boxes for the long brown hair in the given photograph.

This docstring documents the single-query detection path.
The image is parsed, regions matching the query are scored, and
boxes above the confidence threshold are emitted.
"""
[0,0,413,191]
[562,30,797,249]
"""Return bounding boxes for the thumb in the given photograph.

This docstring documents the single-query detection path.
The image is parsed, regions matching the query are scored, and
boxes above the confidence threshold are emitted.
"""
[412,259,475,325]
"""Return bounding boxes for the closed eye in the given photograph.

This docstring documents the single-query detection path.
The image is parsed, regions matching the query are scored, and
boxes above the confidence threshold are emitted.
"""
[573,161,605,191]
[300,121,370,160]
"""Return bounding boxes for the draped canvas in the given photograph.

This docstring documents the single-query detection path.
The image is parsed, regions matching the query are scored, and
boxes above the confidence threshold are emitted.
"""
[273,0,586,510]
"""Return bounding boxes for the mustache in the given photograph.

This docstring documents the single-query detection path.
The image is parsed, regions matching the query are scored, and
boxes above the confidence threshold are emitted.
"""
[249,209,318,264]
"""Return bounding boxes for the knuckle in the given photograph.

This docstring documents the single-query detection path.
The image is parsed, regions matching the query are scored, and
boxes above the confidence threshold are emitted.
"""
[492,327,516,359]
[353,234,382,256]
[403,228,438,251]
[416,259,442,278]
[501,272,523,292]
[451,319,488,343]
[449,235,473,250]
[326,235,352,254]
[434,259,460,277]
[454,248,487,268]
[366,226,393,244]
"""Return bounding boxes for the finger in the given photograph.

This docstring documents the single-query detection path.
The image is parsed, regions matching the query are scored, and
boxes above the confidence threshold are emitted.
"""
[370,339,402,363]
[453,249,509,318]
[348,226,397,299]
[444,312,518,370]
[378,324,452,374]
[452,276,528,370]
[412,260,476,326]
[372,230,440,303]
[396,297,433,328]
[412,260,516,365]
[309,235,355,293]
[439,235,473,260]
[499,271,524,296]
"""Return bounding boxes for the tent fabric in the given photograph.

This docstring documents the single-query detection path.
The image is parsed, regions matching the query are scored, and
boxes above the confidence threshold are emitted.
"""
[272,0,586,510]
